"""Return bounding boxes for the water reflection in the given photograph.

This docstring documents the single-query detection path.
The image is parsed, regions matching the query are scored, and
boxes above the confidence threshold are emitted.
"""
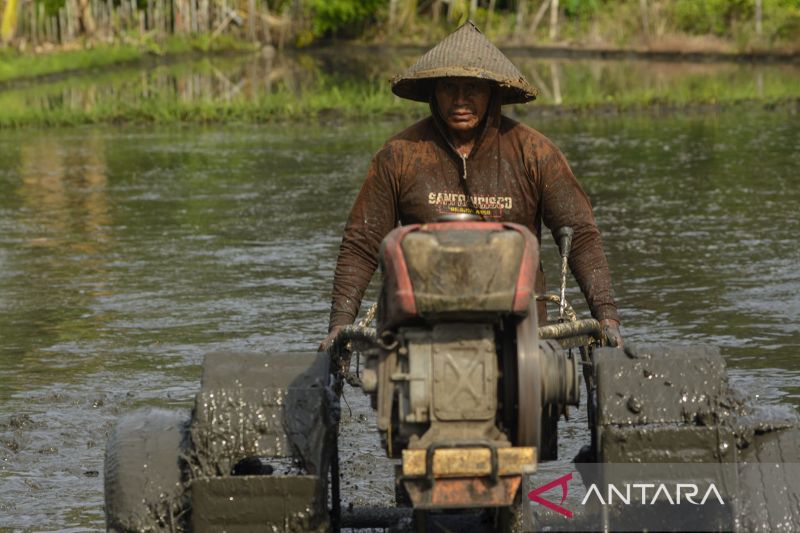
[1,133,113,388]
[1,50,799,117]
[510,57,800,108]
[0,52,317,117]
[18,134,111,251]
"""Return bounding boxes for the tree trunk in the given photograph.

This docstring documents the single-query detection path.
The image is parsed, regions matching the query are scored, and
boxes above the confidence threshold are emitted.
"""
[262,0,272,45]
[388,0,397,30]
[548,0,558,41]
[550,61,562,104]
[2,0,19,42]
[65,0,74,39]
[755,0,762,38]
[432,0,442,24]
[639,0,648,42]
[399,0,417,30]
[447,0,458,22]
[514,0,526,37]
[529,0,549,36]
[247,0,255,40]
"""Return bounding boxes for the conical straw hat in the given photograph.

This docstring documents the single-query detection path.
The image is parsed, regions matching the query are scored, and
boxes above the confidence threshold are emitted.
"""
[391,21,538,105]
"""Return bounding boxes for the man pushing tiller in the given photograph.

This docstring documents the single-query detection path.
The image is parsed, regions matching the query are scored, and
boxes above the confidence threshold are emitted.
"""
[322,21,622,350]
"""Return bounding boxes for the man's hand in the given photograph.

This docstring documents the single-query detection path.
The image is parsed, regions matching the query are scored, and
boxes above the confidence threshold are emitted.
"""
[318,325,344,352]
[600,319,623,348]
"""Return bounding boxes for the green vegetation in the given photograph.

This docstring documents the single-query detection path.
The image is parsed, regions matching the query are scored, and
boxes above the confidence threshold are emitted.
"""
[1,51,797,128]
[0,1,797,92]
[2,0,799,54]
[0,35,257,83]
[0,80,416,127]
[0,1,797,128]
[2,96,787,129]
[0,45,141,83]
[669,0,800,40]
[307,0,383,37]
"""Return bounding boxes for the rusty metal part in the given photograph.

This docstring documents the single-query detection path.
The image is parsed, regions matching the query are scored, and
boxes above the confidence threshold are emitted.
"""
[516,302,541,450]
[402,447,535,478]
[403,476,523,509]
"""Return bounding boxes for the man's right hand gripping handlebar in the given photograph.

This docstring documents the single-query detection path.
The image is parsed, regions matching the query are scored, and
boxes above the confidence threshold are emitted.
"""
[600,318,624,348]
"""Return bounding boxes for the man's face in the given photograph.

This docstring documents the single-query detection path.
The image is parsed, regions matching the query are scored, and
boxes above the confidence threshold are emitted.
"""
[434,78,492,135]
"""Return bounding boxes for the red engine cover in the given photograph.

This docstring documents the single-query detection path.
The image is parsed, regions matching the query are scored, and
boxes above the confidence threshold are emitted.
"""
[378,221,539,330]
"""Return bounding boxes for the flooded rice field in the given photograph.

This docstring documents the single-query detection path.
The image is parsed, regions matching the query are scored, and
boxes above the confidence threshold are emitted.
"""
[1,100,799,528]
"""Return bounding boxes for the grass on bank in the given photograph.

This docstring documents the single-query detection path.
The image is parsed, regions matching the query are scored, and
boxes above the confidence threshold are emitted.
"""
[0,79,417,127]
[1,83,798,128]
[0,35,258,84]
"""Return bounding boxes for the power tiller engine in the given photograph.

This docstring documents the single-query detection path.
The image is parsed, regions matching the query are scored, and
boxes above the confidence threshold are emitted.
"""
[340,219,582,511]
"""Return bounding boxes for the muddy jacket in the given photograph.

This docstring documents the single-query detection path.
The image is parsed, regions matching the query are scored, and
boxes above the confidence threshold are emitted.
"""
[329,100,619,329]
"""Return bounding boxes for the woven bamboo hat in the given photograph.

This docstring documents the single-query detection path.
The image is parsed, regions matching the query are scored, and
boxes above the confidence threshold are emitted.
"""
[391,21,538,105]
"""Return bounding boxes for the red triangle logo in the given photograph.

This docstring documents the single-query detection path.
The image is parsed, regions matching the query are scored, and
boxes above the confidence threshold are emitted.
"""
[527,472,574,518]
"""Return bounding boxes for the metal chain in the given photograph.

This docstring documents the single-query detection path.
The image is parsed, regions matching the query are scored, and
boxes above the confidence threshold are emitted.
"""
[559,255,569,320]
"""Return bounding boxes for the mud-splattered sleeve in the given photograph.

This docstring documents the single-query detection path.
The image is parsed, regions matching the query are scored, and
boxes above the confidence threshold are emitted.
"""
[537,141,620,323]
[329,146,400,330]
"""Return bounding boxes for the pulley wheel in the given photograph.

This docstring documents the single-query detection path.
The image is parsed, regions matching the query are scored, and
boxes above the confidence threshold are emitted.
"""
[516,301,541,450]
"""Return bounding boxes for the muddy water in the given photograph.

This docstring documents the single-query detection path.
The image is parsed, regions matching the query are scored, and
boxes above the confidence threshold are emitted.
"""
[1,108,799,529]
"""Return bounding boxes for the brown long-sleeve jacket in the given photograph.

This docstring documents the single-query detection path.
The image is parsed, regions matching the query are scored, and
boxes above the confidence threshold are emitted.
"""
[329,100,619,330]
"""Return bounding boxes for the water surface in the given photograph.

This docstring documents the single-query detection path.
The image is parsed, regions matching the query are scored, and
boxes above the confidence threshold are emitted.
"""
[0,107,798,529]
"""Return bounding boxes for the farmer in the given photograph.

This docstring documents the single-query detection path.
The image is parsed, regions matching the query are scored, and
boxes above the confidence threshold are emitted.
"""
[321,21,622,350]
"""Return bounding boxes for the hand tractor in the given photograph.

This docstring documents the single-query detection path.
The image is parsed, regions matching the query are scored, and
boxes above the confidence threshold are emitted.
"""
[104,217,800,532]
